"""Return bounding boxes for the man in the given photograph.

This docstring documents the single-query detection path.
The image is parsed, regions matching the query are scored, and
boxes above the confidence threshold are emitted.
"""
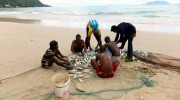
[71,34,86,54]
[91,46,120,78]
[41,40,72,70]
[85,19,102,51]
[104,36,120,63]
[111,22,136,61]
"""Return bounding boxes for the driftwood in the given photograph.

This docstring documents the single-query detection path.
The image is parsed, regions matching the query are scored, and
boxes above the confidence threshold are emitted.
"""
[133,52,180,73]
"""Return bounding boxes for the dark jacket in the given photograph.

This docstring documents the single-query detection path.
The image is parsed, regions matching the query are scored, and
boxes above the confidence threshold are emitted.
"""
[114,22,136,43]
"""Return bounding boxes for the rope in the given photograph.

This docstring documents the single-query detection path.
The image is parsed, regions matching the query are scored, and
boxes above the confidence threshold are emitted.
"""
[0,73,153,100]
[46,75,153,100]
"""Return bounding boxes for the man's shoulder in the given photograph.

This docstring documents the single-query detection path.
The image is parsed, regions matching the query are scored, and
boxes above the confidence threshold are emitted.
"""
[118,22,126,27]
[45,48,55,54]
[107,41,116,45]
[81,39,85,42]
[72,40,76,42]
[47,48,51,52]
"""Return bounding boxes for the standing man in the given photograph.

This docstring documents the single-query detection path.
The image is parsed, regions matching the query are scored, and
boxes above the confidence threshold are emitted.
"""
[85,19,102,51]
[111,22,136,62]
[71,34,86,54]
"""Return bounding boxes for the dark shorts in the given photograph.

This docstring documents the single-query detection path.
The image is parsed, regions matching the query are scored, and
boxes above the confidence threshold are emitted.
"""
[74,46,84,53]
[95,64,118,78]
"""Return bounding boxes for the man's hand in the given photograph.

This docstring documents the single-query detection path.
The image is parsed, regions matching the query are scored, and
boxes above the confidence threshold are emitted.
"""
[119,46,123,49]
[84,49,87,53]
[90,47,93,51]
[63,57,69,62]
[95,46,98,51]
[94,48,99,52]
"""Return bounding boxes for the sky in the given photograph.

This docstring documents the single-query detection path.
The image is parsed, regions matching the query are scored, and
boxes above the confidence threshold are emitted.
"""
[40,0,180,6]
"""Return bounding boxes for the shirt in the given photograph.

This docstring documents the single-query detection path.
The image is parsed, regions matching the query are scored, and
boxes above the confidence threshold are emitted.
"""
[87,22,101,37]
[41,48,56,64]
[114,22,136,43]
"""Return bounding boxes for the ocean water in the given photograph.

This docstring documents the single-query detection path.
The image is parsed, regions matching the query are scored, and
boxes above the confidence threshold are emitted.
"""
[0,5,180,33]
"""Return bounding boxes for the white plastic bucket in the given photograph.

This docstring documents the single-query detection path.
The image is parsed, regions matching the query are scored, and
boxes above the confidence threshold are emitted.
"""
[52,73,70,98]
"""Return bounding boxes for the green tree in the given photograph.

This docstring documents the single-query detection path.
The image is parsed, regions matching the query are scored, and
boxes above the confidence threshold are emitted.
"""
[0,0,50,8]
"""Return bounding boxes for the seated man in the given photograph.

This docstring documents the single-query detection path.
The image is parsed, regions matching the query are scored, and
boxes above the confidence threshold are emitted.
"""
[71,34,86,54]
[91,46,120,78]
[41,40,72,70]
[104,36,121,63]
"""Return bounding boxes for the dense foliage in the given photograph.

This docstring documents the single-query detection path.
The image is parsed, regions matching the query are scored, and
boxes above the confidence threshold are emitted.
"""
[0,0,50,7]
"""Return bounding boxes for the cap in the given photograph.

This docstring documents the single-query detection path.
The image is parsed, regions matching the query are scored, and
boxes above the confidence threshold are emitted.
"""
[111,25,117,31]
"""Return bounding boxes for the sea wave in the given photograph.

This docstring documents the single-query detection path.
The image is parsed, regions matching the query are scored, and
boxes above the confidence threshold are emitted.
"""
[50,11,125,15]
[0,5,180,18]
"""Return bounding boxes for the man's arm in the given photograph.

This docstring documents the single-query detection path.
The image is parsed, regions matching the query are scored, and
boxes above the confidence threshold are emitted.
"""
[56,50,68,62]
[114,32,120,43]
[71,41,76,54]
[82,40,87,52]
[95,55,99,62]
[116,33,125,44]
[56,54,67,62]
[119,36,128,49]
[86,36,92,50]
[56,49,66,58]
[95,35,102,50]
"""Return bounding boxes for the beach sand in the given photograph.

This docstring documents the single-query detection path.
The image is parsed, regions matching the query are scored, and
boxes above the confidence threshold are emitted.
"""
[0,19,180,100]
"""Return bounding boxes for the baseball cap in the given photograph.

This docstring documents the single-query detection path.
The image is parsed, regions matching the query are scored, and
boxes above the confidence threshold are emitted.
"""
[111,25,117,31]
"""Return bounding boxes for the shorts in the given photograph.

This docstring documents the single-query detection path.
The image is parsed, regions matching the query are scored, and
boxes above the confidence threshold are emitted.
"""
[95,64,118,78]
[112,56,120,62]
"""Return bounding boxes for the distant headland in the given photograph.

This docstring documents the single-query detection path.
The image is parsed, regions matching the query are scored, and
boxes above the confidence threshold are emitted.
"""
[143,1,171,5]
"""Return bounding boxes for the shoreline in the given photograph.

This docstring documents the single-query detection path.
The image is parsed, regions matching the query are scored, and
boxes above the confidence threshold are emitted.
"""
[0,16,180,34]
[0,17,40,24]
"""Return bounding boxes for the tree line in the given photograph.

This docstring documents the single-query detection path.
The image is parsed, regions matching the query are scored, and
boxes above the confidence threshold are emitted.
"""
[0,0,50,8]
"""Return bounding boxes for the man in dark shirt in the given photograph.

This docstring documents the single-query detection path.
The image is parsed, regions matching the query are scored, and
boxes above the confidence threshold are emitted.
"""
[41,40,72,69]
[111,22,136,61]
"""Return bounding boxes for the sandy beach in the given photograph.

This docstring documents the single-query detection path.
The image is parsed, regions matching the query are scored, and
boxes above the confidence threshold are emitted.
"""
[0,18,180,100]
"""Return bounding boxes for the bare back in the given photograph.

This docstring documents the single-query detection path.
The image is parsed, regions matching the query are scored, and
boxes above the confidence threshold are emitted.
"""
[106,41,120,56]
[97,53,113,74]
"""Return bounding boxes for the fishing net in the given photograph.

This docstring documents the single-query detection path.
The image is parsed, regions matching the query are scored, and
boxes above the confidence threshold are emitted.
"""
[0,66,153,100]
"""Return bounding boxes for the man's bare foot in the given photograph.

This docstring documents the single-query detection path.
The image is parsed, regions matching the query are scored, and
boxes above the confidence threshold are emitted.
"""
[45,66,52,69]
[66,65,74,70]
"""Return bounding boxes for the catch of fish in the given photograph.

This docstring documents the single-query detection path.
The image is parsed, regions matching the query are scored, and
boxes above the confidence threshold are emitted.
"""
[135,50,149,58]
[67,49,147,83]
[67,51,98,83]
[120,49,142,62]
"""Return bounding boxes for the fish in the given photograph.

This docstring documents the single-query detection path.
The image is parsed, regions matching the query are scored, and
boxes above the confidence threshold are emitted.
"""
[83,76,90,79]
[76,67,84,70]
[78,78,83,83]
[75,71,82,74]
[69,69,77,74]
[77,74,84,78]
[73,74,77,79]
[69,74,75,77]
